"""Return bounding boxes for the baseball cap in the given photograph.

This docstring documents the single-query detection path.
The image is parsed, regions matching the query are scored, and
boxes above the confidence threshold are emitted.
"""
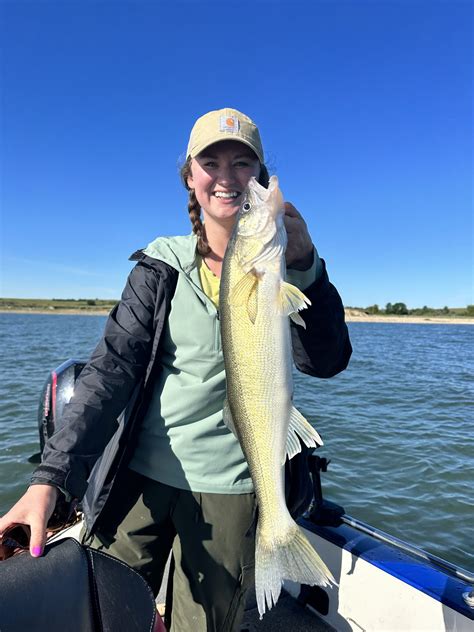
[186,108,264,163]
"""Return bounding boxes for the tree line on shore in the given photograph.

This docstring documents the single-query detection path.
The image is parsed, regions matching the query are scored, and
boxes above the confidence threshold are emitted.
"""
[1,298,473,318]
[346,303,474,317]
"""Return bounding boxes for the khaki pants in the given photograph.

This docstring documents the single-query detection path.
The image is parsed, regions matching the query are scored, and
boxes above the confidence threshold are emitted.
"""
[84,469,256,632]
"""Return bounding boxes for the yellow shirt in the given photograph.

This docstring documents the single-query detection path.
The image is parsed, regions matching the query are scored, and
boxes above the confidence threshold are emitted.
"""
[196,255,220,307]
[196,248,321,309]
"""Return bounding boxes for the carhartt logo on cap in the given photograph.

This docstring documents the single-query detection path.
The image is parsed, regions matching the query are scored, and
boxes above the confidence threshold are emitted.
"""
[186,108,263,162]
[219,115,240,133]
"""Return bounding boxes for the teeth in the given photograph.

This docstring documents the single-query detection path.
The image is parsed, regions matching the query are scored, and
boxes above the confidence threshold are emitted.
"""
[215,191,238,198]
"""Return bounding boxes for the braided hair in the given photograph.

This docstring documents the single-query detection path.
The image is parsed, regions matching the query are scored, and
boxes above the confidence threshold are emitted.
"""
[180,156,270,256]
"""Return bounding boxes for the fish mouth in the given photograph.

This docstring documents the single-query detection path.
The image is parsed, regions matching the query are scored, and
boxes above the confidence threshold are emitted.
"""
[247,175,279,201]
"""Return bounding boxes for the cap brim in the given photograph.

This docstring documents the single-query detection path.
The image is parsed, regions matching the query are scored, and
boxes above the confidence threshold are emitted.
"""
[188,134,263,163]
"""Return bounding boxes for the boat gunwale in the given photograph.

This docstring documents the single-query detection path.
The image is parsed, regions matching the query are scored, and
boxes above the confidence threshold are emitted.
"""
[298,513,474,621]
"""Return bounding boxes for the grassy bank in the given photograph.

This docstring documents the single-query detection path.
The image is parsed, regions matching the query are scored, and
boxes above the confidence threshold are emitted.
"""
[345,306,473,320]
[1,298,473,324]
[0,298,117,313]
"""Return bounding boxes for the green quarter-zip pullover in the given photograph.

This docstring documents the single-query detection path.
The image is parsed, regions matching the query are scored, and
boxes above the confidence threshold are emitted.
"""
[129,233,321,493]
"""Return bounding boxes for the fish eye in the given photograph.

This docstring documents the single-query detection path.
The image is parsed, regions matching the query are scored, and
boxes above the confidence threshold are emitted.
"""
[243,202,251,211]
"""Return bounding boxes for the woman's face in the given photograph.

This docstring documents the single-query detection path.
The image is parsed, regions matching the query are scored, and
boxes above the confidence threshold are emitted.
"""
[187,140,260,228]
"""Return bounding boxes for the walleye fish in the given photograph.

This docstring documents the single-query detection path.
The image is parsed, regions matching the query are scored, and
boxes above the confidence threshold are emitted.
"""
[220,175,335,617]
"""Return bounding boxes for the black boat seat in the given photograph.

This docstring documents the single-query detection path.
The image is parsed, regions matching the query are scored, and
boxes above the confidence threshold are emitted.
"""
[0,537,160,632]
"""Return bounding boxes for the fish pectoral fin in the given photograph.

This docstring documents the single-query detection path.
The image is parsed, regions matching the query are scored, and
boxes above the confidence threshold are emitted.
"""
[278,282,311,319]
[289,312,306,328]
[285,406,323,461]
[223,397,238,437]
[230,270,260,324]
[229,271,259,307]
[247,286,258,324]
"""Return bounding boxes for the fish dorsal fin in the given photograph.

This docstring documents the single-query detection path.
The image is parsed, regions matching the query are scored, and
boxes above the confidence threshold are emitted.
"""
[284,406,323,464]
[279,282,311,322]
[223,397,238,437]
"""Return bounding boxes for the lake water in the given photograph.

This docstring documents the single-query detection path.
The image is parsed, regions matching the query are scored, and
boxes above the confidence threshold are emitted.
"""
[0,313,472,571]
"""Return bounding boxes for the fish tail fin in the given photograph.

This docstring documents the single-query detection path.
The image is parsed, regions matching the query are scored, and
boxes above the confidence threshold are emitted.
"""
[255,524,335,619]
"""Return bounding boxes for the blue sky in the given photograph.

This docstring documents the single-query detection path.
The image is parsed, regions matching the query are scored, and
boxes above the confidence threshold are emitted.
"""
[1,0,472,308]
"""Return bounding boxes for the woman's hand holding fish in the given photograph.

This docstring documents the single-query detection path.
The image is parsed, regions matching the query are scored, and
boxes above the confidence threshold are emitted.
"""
[0,484,58,557]
[284,202,314,270]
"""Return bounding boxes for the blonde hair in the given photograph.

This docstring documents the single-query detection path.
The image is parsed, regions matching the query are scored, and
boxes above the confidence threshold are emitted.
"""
[180,156,270,256]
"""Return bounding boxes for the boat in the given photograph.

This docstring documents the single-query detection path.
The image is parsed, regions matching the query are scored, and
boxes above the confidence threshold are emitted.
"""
[38,360,474,630]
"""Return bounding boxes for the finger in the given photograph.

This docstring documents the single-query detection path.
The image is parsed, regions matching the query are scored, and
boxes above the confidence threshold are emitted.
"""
[0,515,8,534]
[284,215,306,237]
[284,202,302,218]
[284,214,300,231]
[0,516,14,538]
[29,517,47,557]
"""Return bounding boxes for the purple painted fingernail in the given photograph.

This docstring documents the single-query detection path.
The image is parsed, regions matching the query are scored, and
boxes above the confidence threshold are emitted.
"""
[32,546,42,557]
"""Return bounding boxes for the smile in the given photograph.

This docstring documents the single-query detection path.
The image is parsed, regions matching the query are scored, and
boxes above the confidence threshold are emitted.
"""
[214,191,240,199]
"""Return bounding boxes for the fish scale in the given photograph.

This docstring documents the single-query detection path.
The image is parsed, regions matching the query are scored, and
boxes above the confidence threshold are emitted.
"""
[220,175,335,617]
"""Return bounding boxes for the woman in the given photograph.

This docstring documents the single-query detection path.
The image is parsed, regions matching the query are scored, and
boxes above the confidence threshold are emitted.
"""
[0,108,352,631]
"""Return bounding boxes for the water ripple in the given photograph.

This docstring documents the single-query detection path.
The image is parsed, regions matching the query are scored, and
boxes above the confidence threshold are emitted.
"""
[295,321,473,571]
[1,314,472,571]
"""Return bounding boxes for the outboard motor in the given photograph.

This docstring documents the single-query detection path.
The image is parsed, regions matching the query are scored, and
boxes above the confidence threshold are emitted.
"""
[29,359,86,463]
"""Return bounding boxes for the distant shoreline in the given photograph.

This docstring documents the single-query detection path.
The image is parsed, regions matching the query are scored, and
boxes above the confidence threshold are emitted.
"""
[1,307,473,325]
[0,308,112,316]
[345,314,474,325]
